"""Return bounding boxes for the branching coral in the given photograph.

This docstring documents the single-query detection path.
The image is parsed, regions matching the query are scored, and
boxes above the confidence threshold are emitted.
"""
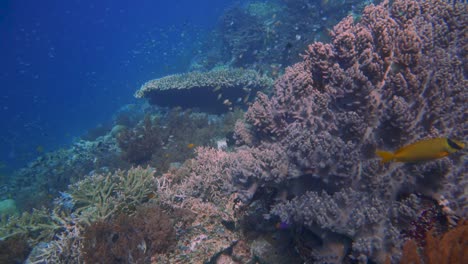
[68,166,157,224]
[157,147,233,206]
[0,207,75,263]
[25,167,159,263]
[0,208,62,243]
[193,0,467,262]
[272,190,423,262]
[236,0,466,206]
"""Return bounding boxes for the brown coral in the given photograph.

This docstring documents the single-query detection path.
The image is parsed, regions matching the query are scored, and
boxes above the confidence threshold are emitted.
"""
[82,204,175,263]
[400,220,468,264]
[117,114,162,164]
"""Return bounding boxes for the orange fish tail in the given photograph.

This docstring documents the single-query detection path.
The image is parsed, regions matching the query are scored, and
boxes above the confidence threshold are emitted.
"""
[376,150,394,163]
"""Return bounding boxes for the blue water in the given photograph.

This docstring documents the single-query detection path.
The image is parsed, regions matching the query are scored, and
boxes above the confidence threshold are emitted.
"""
[0,0,236,170]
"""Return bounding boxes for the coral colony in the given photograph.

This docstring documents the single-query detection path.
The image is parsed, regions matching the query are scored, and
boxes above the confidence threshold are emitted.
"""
[0,0,466,263]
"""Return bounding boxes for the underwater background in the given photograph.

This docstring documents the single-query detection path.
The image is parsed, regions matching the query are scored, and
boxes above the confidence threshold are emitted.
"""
[0,0,467,263]
[0,0,232,170]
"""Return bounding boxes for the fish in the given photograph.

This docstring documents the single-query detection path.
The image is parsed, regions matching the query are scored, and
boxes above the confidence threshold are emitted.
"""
[36,145,44,153]
[275,221,291,230]
[187,143,195,149]
[376,137,464,163]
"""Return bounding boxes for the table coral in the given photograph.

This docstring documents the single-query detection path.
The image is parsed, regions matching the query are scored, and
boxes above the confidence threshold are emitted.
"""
[135,68,273,113]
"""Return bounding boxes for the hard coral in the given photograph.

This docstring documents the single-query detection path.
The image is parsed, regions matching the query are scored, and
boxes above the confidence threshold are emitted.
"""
[69,167,157,223]
[135,68,273,113]
[223,0,466,262]
[238,0,466,207]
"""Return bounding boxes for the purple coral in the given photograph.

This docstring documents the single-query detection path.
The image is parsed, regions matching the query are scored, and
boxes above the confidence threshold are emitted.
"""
[236,0,466,203]
[222,0,467,262]
[156,0,465,262]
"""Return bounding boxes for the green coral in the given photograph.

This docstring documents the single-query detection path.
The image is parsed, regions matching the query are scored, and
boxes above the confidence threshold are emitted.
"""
[0,208,62,243]
[69,166,157,224]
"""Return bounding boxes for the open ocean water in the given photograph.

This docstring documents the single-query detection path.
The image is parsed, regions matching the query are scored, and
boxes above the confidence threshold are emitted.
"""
[0,0,234,171]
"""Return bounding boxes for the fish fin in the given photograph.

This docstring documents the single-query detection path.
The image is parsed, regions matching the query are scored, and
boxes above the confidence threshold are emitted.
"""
[435,151,449,159]
[376,150,394,163]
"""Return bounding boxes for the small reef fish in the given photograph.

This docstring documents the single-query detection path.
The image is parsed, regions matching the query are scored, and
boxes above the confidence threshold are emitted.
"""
[376,137,464,163]
[36,145,44,153]
[275,221,291,230]
[187,143,195,149]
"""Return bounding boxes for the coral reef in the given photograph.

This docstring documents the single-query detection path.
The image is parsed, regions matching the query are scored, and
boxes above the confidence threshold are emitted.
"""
[9,134,123,211]
[24,163,242,264]
[206,0,466,262]
[399,219,468,264]
[3,0,466,263]
[117,114,163,164]
[0,208,62,243]
[8,106,243,211]
[218,6,267,66]
[82,205,175,263]
[135,68,273,113]
[23,167,160,263]
[192,0,366,72]
[2,167,158,262]
[0,234,30,264]
[68,167,157,223]
[117,107,244,170]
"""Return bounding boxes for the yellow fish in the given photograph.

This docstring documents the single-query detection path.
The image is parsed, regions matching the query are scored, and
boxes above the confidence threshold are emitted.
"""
[376,137,464,163]
[36,145,44,153]
[187,143,195,149]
